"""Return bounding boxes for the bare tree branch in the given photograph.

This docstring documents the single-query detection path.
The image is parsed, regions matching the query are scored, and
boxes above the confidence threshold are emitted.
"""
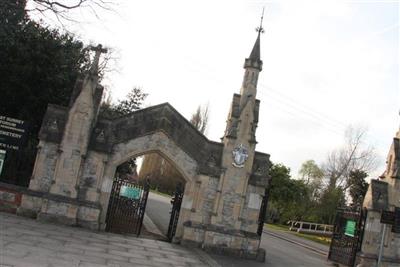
[322,125,378,190]
[27,0,116,25]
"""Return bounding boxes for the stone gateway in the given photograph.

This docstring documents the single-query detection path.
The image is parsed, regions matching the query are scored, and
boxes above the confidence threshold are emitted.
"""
[17,27,272,260]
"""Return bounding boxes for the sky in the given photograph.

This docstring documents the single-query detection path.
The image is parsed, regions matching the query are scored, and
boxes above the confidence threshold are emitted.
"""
[29,0,399,178]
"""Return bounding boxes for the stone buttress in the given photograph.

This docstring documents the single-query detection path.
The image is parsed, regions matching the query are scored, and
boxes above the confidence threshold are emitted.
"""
[18,46,106,228]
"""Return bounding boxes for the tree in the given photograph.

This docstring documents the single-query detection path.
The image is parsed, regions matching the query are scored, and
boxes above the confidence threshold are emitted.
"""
[268,163,309,223]
[0,1,91,185]
[99,87,148,119]
[190,104,209,135]
[1,1,27,26]
[348,169,369,207]
[113,88,148,116]
[99,88,148,179]
[26,0,114,23]
[298,159,324,199]
[322,125,378,190]
[299,160,324,185]
[317,186,346,224]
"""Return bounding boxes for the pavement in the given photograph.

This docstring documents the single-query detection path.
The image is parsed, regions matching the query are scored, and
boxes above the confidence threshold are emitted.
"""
[0,193,332,267]
[0,212,220,267]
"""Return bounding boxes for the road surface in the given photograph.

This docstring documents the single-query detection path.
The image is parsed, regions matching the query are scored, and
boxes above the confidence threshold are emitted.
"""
[145,192,173,236]
[145,193,332,267]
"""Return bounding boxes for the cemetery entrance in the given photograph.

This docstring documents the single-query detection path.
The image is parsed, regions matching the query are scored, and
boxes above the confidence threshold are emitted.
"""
[328,207,367,267]
[105,153,186,242]
[18,37,272,259]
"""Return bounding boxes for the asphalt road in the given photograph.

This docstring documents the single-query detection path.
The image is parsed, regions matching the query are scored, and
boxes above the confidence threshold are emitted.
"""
[145,193,332,267]
[145,192,173,236]
[211,232,331,267]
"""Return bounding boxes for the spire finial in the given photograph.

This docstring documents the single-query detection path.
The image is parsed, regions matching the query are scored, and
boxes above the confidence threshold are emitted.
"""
[256,7,265,34]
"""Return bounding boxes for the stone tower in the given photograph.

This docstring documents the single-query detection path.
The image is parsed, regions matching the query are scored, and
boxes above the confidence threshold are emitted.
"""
[212,22,264,229]
[180,18,271,261]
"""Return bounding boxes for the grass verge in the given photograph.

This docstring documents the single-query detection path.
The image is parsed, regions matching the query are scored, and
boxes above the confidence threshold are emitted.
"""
[149,189,172,198]
[266,223,331,246]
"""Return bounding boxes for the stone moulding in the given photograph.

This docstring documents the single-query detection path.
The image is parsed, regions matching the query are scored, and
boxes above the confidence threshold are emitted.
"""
[183,220,260,239]
[0,182,100,210]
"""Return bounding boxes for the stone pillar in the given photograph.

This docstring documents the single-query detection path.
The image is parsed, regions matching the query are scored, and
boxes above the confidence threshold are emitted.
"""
[357,129,400,267]
[18,45,106,228]
[181,29,271,261]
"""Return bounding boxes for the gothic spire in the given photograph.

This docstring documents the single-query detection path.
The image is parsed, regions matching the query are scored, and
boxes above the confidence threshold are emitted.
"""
[249,8,264,61]
[244,9,264,71]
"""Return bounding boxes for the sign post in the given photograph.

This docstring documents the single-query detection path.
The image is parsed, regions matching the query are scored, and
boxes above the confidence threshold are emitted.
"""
[0,149,6,176]
[377,223,386,267]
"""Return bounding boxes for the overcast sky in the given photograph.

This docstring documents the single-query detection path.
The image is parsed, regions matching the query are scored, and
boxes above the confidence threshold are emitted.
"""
[30,0,399,178]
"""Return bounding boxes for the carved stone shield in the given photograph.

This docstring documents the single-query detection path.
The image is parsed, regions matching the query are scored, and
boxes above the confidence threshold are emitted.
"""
[232,144,248,168]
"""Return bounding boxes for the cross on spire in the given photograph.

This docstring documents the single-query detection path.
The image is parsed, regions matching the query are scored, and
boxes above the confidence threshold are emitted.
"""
[256,7,265,34]
[89,44,108,75]
[246,8,265,67]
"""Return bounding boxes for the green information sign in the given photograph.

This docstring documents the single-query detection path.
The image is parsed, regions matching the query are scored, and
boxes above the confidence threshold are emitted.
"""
[0,149,6,176]
[120,185,141,200]
[345,220,356,237]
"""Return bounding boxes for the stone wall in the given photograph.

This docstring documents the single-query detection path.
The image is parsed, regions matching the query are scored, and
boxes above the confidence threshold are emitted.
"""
[0,182,23,213]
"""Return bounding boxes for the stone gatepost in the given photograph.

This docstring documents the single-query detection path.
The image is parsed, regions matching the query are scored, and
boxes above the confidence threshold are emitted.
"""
[180,27,272,261]
[18,45,106,228]
[357,129,400,267]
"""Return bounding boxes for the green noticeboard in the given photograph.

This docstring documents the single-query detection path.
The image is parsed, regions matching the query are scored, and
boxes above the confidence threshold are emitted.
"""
[120,186,141,200]
[345,220,357,237]
[0,149,6,176]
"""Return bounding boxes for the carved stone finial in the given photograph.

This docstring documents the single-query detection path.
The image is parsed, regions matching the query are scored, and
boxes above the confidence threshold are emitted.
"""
[89,44,108,75]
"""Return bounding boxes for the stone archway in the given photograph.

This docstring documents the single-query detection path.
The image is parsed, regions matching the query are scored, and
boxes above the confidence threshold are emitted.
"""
[18,100,226,232]
[98,131,198,238]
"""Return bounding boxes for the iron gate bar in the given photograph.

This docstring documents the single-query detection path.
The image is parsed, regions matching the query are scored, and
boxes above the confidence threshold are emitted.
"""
[257,187,269,236]
[167,183,184,242]
[328,207,367,267]
[105,178,150,236]
[136,180,150,236]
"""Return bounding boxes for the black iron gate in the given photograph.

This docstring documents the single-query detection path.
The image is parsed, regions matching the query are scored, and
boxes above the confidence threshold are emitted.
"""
[257,188,269,236]
[167,183,184,242]
[105,178,150,236]
[328,207,367,267]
